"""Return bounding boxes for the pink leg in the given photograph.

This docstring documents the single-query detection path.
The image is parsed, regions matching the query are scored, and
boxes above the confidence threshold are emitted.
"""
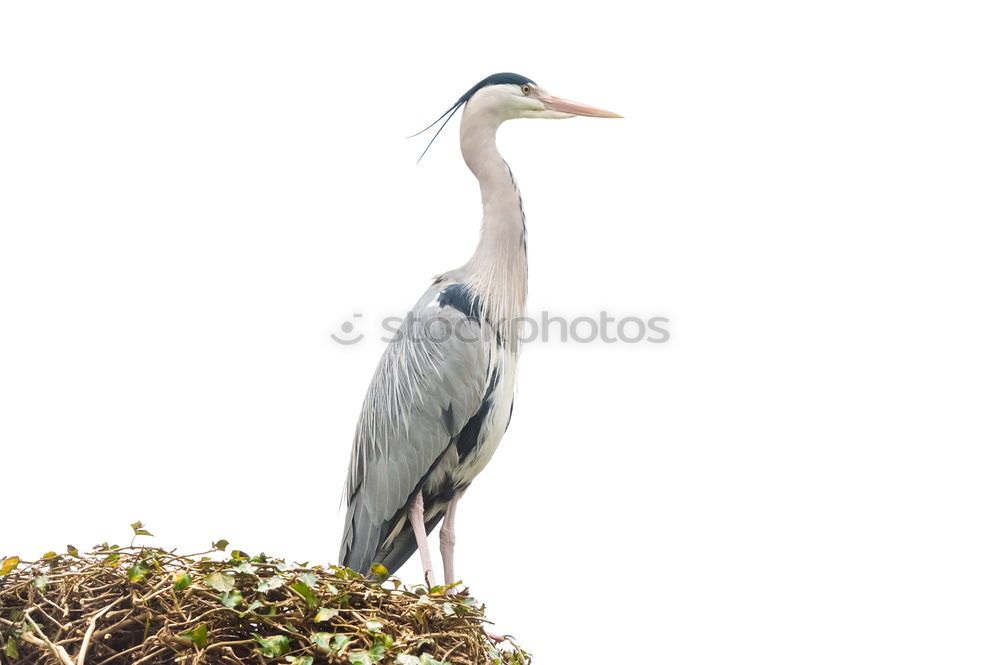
[408,490,437,587]
[440,491,464,589]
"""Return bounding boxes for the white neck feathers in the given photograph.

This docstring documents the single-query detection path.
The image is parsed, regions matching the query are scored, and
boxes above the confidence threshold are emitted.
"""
[458,106,528,339]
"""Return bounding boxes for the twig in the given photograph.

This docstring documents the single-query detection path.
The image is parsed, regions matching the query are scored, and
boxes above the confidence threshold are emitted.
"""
[23,611,75,665]
[78,596,128,665]
[204,639,255,652]
[92,641,146,665]
[127,646,170,665]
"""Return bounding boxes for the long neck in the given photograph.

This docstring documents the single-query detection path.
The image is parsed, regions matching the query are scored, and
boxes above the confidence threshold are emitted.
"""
[459,111,528,333]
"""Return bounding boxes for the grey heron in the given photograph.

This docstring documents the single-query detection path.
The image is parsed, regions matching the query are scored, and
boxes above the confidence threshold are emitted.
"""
[339,73,620,587]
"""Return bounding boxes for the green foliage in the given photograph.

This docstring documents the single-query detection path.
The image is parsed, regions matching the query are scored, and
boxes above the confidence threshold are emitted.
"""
[314,606,338,622]
[127,563,150,582]
[4,636,17,658]
[130,521,154,537]
[220,589,243,608]
[290,581,319,609]
[370,563,391,582]
[0,557,18,576]
[257,574,285,592]
[172,572,192,591]
[253,633,291,657]
[0,522,532,665]
[204,571,235,592]
[178,624,208,648]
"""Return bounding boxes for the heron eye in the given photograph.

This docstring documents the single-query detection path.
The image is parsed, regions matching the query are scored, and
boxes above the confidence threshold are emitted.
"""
[521,84,531,95]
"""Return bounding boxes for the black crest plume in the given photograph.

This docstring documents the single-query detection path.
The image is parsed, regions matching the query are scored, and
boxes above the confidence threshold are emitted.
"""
[410,73,535,162]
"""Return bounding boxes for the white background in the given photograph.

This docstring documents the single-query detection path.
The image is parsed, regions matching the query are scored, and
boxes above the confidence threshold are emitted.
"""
[2,2,998,663]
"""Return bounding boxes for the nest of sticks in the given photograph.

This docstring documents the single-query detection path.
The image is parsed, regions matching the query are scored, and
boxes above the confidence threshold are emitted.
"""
[0,540,529,665]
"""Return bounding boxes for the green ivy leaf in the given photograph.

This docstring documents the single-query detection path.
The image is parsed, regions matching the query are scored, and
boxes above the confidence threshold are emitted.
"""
[130,521,154,537]
[286,657,314,665]
[212,539,229,551]
[0,557,19,576]
[368,643,386,660]
[233,561,255,575]
[314,607,338,622]
[290,582,318,609]
[127,564,150,582]
[66,545,79,557]
[418,656,448,665]
[178,624,208,648]
[333,634,350,651]
[258,575,285,592]
[347,652,373,665]
[205,572,235,592]
[4,636,18,659]
[365,619,383,633]
[370,563,390,583]
[33,575,48,590]
[243,600,264,615]
[441,602,455,616]
[173,572,192,591]
[252,633,290,658]
[41,551,58,559]
[336,567,363,580]
[220,590,243,608]
[395,656,420,665]
[298,572,318,587]
[310,632,334,652]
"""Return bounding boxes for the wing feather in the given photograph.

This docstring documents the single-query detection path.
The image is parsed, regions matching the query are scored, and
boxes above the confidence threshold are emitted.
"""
[339,282,489,574]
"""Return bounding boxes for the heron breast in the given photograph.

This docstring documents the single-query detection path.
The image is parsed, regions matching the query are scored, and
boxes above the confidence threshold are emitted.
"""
[449,361,517,488]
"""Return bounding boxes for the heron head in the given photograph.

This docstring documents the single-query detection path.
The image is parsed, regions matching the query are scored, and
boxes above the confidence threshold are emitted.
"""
[414,72,621,160]
[463,74,623,121]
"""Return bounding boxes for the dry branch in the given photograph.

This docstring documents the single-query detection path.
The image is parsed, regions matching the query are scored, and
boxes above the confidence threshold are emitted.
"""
[0,544,529,665]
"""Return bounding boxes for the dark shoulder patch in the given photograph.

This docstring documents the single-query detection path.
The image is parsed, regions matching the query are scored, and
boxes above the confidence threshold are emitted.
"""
[437,284,481,322]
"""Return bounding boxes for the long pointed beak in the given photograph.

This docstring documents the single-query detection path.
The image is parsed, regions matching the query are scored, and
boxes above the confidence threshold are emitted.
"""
[540,95,623,118]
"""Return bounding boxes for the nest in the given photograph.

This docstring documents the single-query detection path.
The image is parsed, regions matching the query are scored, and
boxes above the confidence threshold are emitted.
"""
[0,538,530,665]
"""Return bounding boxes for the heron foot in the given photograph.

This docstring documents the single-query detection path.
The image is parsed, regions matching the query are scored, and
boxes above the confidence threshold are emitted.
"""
[483,628,512,645]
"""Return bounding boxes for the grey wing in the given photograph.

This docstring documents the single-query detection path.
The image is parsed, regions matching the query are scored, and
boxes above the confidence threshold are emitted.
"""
[339,282,489,575]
